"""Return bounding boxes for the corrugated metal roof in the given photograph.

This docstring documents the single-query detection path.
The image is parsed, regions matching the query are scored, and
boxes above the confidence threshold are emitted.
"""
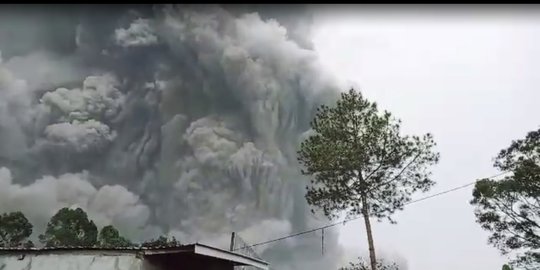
[0,244,186,251]
[0,243,269,270]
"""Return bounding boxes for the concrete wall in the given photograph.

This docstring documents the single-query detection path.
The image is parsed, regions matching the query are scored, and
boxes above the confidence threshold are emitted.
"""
[0,252,241,270]
[0,253,144,270]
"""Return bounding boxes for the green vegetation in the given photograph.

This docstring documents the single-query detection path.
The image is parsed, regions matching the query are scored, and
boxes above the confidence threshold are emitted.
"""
[471,128,540,269]
[1,207,177,249]
[0,211,34,248]
[38,207,98,247]
[298,89,439,270]
[141,235,181,248]
[339,257,399,270]
[98,225,133,248]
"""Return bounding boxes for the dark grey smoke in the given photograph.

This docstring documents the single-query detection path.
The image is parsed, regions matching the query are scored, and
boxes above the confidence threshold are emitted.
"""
[0,4,343,269]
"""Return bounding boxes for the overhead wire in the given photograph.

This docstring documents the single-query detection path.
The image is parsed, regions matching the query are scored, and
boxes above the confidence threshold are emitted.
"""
[233,171,510,251]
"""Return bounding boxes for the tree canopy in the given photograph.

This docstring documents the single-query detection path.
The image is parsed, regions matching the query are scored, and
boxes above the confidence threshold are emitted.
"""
[471,128,540,269]
[0,211,33,248]
[298,89,439,221]
[502,264,513,270]
[98,225,133,248]
[1,207,180,249]
[298,89,439,270]
[39,207,98,247]
[338,257,399,270]
[141,235,181,248]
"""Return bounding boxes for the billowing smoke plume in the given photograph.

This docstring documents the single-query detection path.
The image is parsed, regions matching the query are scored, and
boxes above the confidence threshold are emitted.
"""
[0,168,152,240]
[0,4,342,269]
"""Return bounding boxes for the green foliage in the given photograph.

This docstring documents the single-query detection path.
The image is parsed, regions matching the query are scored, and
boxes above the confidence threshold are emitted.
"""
[23,240,34,248]
[502,264,513,270]
[141,235,181,248]
[298,88,439,222]
[299,89,438,270]
[471,128,540,269]
[39,207,98,247]
[98,225,133,248]
[1,208,136,249]
[339,257,399,270]
[0,211,33,248]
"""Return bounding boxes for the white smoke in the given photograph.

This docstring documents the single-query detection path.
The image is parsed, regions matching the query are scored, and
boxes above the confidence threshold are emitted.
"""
[43,120,116,153]
[115,18,158,47]
[0,55,34,160]
[0,167,151,241]
[188,218,293,254]
[0,5,344,270]
[27,74,124,165]
[183,117,241,167]
[3,51,84,91]
[40,74,123,122]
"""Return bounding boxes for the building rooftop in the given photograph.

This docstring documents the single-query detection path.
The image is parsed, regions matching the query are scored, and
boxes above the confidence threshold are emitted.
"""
[0,243,269,270]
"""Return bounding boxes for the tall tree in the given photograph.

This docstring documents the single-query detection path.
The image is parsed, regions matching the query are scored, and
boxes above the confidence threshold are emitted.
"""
[39,207,98,247]
[298,89,439,270]
[98,225,133,248]
[471,128,540,269]
[0,211,33,248]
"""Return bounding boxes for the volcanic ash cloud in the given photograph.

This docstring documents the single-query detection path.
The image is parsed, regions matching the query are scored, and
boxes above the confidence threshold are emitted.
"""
[0,5,342,270]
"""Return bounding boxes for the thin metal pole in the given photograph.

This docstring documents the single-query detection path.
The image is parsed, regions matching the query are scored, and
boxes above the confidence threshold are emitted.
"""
[230,232,236,251]
[321,228,325,255]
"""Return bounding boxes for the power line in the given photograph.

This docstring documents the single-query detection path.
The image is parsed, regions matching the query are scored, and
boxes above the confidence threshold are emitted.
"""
[233,171,510,251]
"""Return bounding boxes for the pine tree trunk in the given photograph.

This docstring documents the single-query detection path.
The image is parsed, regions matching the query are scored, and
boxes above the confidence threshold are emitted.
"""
[361,195,377,270]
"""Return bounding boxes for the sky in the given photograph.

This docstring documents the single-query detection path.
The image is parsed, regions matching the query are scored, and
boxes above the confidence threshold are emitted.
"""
[310,5,540,270]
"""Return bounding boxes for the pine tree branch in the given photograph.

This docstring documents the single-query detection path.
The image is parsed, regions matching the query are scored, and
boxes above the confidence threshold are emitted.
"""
[366,151,421,193]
